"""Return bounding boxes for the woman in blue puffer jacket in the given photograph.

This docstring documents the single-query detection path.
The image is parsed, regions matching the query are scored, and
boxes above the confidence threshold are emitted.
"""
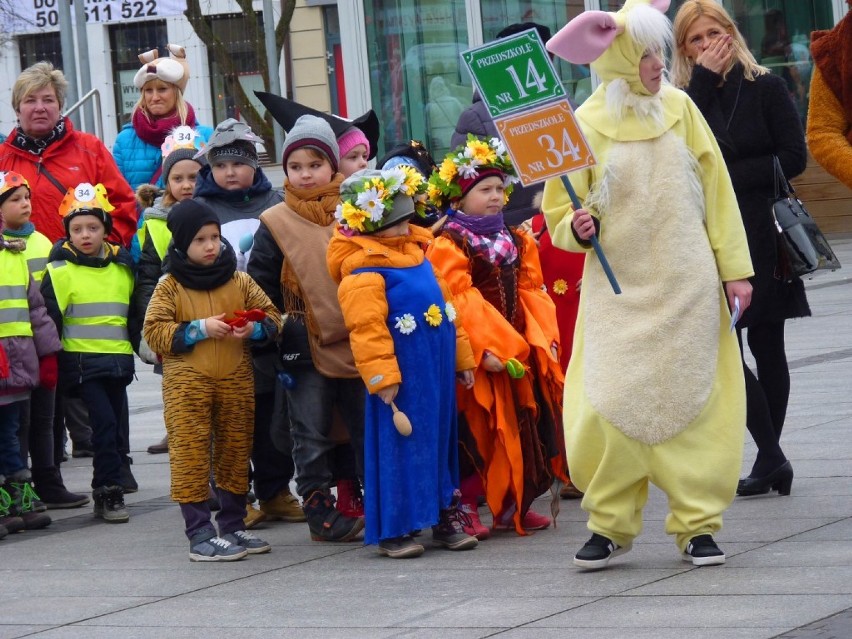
[112,44,212,190]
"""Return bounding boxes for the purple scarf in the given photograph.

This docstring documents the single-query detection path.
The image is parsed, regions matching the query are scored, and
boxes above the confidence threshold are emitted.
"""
[448,209,506,235]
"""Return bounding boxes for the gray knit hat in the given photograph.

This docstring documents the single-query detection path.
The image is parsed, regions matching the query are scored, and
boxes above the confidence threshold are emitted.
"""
[162,147,205,182]
[198,118,261,169]
[281,115,340,173]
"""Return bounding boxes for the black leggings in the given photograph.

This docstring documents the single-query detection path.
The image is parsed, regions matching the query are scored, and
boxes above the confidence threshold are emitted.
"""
[738,320,790,476]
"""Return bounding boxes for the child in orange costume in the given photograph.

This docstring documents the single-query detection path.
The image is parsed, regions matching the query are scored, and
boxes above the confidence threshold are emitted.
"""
[426,136,567,537]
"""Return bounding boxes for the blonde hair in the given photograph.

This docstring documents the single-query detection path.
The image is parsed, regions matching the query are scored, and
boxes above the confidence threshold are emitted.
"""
[131,79,188,123]
[671,0,768,89]
[12,61,68,111]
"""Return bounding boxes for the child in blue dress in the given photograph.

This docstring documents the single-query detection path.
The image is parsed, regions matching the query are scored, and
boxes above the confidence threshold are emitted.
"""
[327,167,478,558]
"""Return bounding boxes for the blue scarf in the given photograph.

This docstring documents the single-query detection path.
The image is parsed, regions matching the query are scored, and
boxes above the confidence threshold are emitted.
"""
[2,222,35,238]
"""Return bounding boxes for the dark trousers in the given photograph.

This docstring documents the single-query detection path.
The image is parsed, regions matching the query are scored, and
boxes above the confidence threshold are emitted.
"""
[77,378,129,489]
[739,321,790,476]
[180,489,247,539]
[19,386,56,470]
[52,392,93,464]
[285,366,365,498]
[252,383,295,502]
[0,401,26,478]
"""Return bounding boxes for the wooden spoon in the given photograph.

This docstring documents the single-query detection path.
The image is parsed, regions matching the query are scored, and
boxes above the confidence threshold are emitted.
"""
[390,401,412,436]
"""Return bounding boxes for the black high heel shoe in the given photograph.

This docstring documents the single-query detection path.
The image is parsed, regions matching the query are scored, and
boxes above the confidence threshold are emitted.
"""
[737,461,793,497]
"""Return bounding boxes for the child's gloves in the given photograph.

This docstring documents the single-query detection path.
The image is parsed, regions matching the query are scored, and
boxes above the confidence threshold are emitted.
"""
[39,354,58,389]
[226,309,267,328]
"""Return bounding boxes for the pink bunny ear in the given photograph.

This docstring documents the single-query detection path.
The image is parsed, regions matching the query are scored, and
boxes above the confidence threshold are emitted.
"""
[649,0,671,12]
[546,11,623,64]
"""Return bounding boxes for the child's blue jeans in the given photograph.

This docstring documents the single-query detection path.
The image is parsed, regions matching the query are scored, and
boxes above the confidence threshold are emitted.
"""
[0,400,27,478]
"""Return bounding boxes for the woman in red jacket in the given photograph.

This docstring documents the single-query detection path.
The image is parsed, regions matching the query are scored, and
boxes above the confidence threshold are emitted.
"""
[0,62,137,247]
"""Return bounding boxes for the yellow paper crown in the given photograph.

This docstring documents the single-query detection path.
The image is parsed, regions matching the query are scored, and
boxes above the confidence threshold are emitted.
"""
[58,183,114,219]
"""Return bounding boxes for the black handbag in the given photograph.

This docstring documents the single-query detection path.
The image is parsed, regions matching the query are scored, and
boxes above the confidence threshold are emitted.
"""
[771,156,841,282]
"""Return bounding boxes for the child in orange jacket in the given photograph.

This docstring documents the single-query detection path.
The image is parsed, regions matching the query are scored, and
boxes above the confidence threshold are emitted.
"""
[426,136,567,537]
[327,167,478,558]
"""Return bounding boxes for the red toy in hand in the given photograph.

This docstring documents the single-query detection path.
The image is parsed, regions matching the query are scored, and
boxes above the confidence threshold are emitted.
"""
[225,309,267,328]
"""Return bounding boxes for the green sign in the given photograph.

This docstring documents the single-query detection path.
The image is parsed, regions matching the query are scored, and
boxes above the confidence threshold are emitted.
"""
[461,29,565,118]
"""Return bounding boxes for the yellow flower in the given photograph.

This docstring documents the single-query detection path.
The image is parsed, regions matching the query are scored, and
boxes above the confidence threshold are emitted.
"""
[467,139,497,165]
[439,158,457,183]
[424,304,443,327]
[341,201,368,232]
[552,279,569,295]
[369,177,388,200]
[427,182,443,203]
[400,166,424,195]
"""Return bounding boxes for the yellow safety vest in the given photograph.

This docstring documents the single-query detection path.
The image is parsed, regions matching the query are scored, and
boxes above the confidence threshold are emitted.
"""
[3,231,53,282]
[142,218,171,261]
[0,249,32,338]
[45,259,134,355]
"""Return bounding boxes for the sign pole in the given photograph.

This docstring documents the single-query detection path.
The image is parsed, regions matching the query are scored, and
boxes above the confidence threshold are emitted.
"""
[559,175,621,294]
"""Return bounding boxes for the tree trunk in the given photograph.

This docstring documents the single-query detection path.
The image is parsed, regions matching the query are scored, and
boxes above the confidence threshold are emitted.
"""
[184,0,297,158]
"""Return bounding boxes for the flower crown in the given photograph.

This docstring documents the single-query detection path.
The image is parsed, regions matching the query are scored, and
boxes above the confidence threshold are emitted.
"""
[335,166,428,234]
[161,125,206,158]
[427,134,517,209]
[58,183,114,219]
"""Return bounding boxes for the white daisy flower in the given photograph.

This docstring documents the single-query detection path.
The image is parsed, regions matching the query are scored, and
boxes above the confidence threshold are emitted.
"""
[383,167,407,190]
[445,302,457,323]
[457,163,480,179]
[356,187,386,222]
[394,313,417,335]
[490,137,507,156]
[334,203,345,222]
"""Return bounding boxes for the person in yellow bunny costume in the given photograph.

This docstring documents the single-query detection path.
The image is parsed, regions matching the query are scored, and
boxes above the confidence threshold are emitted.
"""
[542,0,754,570]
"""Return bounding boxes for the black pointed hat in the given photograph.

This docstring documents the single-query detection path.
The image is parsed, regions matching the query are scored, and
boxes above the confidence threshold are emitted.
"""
[254,91,380,160]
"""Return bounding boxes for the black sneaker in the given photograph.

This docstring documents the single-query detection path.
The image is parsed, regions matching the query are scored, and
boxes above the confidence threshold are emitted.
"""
[119,461,138,494]
[92,486,129,523]
[574,533,631,570]
[71,442,94,458]
[431,496,478,551]
[682,534,725,566]
[302,490,364,542]
[378,535,425,558]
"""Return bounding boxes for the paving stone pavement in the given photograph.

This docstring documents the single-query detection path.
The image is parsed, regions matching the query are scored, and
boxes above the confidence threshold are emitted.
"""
[3,233,851,639]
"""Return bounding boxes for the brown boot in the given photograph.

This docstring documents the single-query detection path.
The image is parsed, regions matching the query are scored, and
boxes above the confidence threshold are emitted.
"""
[147,435,169,455]
[259,489,306,522]
[243,502,267,529]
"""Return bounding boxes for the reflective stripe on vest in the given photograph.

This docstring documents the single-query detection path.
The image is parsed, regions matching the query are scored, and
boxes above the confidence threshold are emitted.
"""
[0,252,33,338]
[46,258,133,355]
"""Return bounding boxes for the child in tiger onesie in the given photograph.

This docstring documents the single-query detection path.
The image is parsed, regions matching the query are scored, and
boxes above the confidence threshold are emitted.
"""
[142,199,282,562]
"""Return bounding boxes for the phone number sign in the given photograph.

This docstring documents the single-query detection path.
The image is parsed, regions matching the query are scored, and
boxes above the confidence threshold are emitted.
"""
[462,29,566,118]
[496,100,595,186]
[9,0,185,32]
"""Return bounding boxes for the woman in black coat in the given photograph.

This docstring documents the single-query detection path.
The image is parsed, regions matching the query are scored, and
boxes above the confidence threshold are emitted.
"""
[672,0,810,496]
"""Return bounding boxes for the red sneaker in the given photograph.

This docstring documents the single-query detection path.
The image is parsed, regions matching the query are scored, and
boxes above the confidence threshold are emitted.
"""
[521,509,551,531]
[335,479,364,519]
[494,509,552,532]
[459,502,491,540]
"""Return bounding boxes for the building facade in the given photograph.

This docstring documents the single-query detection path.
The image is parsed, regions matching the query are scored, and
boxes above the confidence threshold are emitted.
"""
[1,0,849,230]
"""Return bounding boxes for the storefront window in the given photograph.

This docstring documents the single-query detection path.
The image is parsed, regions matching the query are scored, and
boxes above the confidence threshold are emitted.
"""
[723,1,835,124]
[18,33,62,72]
[207,13,266,125]
[599,0,836,124]
[364,0,469,159]
[479,0,591,104]
[108,21,168,130]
